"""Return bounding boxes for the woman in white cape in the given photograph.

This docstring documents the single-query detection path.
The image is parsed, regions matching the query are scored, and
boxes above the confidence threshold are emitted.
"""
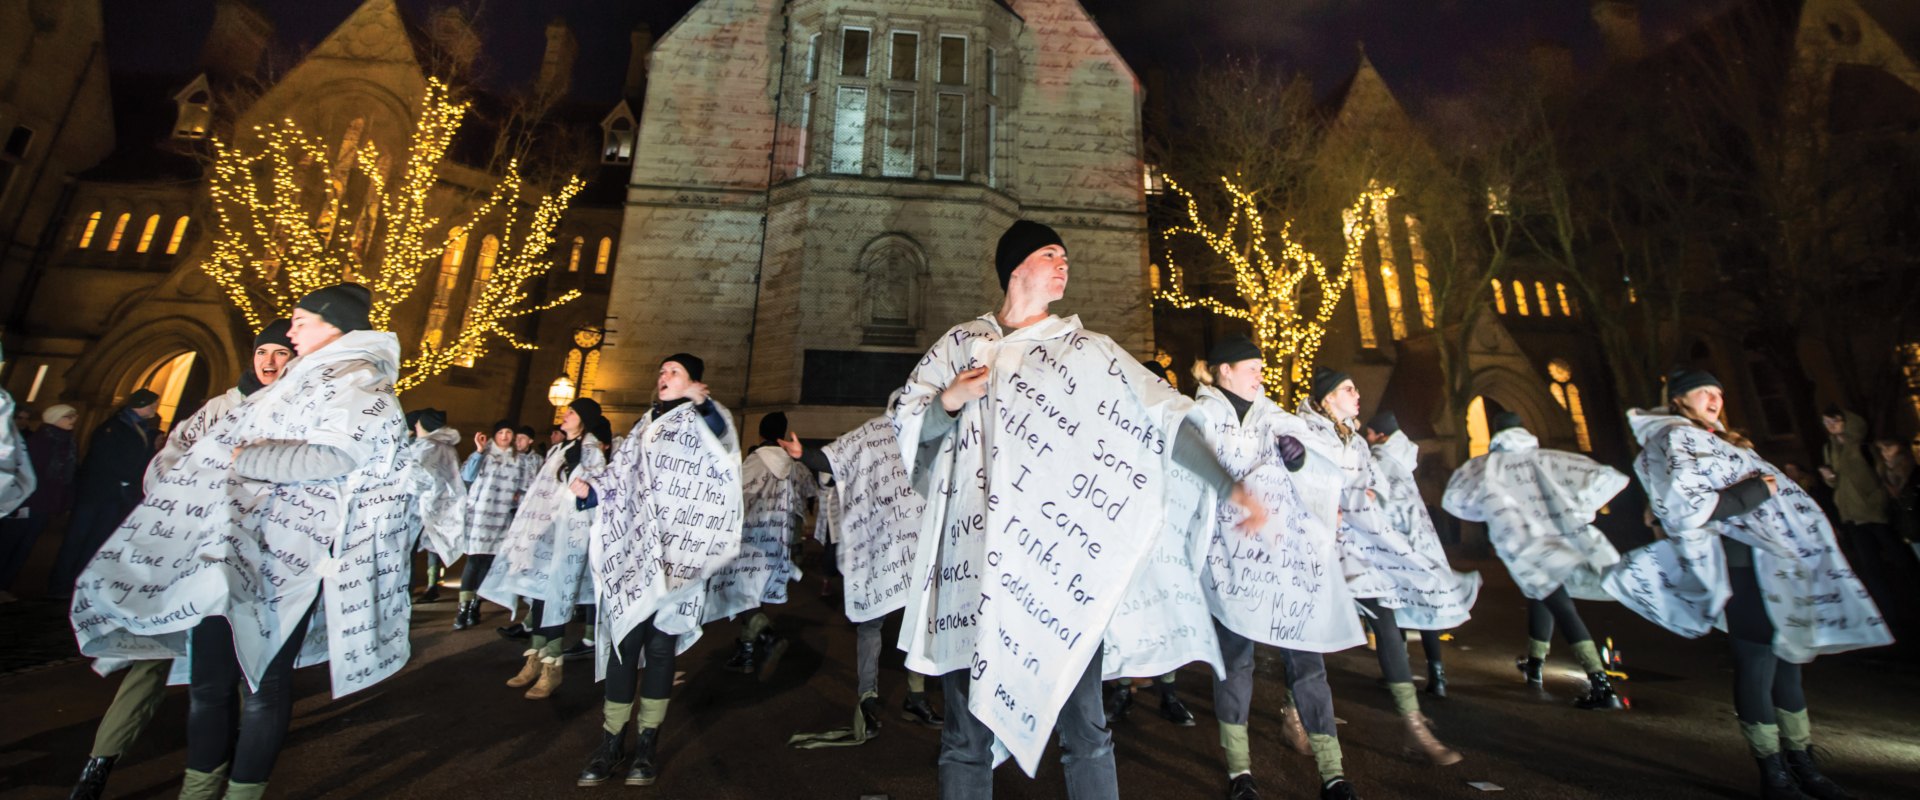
[452,420,528,631]
[71,284,415,799]
[479,396,606,700]
[400,407,466,579]
[1191,339,1371,800]
[1295,367,1466,766]
[1605,369,1888,799]
[1440,410,1629,710]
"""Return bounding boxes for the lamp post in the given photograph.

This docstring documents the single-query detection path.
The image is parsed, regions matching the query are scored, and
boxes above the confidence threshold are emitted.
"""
[549,325,604,422]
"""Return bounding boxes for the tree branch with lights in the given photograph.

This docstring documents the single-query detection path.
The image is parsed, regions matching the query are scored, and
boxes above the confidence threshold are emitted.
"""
[202,77,582,393]
[1155,175,1391,403]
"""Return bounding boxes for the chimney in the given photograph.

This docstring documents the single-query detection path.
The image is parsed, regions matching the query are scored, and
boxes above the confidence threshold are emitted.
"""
[536,16,578,100]
[625,22,653,100]
[1592,1,1645,64]
[198,0,273,79]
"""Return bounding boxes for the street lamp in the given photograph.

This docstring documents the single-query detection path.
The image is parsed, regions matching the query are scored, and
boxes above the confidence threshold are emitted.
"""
[548,325,604,422]
[548,375,577,408]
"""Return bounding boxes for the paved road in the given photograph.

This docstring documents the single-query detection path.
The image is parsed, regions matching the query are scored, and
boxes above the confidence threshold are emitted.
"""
[3,558,1917,799]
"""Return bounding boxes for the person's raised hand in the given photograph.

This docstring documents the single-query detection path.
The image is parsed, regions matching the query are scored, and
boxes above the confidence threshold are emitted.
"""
[686,381,711,406]
[474,431,487,450]
[570,478,591,499]
[780,431,804,459]
[941,366,990,413]
[1229,483,1268,535]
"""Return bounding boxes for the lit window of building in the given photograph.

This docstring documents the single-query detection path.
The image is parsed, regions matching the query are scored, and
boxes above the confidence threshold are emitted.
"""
[78,211,102,248]
[1547,358,1591,451]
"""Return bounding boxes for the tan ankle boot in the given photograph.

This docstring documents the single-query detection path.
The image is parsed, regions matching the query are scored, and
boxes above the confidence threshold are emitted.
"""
[525,656,564,699]
[1279,705,1312,755]
[1404,713,1462,766]
[507,649,542,688]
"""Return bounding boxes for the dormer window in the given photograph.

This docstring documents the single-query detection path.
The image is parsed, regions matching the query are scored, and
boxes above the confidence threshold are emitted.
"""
[173,75,212,141]
[601,101,636,165]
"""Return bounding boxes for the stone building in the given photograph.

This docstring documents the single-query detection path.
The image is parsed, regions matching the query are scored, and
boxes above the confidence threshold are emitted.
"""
[594,0,1152,437]
[0,0,632,438]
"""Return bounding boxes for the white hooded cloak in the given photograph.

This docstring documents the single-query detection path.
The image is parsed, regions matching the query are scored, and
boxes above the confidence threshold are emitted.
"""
[1440,427,1628,601]
[479,434,605,629]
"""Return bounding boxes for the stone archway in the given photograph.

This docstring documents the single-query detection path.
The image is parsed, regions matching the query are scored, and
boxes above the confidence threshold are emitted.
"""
[1467,364,1576,450]
[66,316,237,436]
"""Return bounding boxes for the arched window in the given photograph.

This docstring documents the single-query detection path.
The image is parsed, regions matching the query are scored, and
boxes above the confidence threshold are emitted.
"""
[77,211,102,248]
[1490,279,1507,314]
[473,235,500,302]
[594,237,612,274]
[135,214,161,253]
[1535,281,1553,317]
[424,227,468,349]
[165,216,190,254]
[172,75,212,140]
[859,234,926,346]
[105,213,131,251]
[1346,206,1378,348]
[1511,279,1530,316]
[1405,214,1435,328]
[601,103,636,165]
[1466,396,1491,457]
[567,236,583,272]
[1556,282,1575,316]
[1547,358,1591,451]
[1371,194,1406,339]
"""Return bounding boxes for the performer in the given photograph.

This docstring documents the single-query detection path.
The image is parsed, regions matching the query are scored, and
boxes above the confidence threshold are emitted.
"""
[1606,370,1890,799]
[1190,340,1369,800]
[454,421,529,630]
[402,408,466,576]
[573,353,742,787]
[1441,411,1629,710]
[72,283,423,798]
[889,220,1269,798]
[66,320,293,800]
[0,344,31,521]
[479,396,606,701]
[715,411,815,673]
[1363,410,1481,698]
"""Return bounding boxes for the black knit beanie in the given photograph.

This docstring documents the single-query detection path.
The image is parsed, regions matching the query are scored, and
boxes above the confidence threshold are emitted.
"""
[1206,336,1262,367]
[254,318,293,350]
[759,411,788,443]
[1367,410,1400,436]
[125,389,160,410]
[295,283,373,333]
[417,408,447,433]
[1310,367,1352,405]
[1664,368,1721,403]
[517,425,537,438]
[1491,411,1525,433]
[662,353,704,382]
[1139,359,1171,383]
[568,397,603,435]
[491,419,516,435]
[994,220,1065,290]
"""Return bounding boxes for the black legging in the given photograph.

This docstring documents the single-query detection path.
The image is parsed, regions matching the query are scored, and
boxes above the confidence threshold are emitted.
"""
[1526,586,1594,646]
[460,554,496,593]
[526,599,566,641]
[1418,629,1444,664]
[186,605,315,783]
[1356,597,1413,683]
[606,616,678,704]
[1725,541,1807,724]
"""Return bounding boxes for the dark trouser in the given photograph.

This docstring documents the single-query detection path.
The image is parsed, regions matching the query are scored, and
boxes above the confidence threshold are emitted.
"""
[1213,622,1336,734]
[1725,542,1806,724]
[460,554,495,595]
[939,650,1116,800]
[0,513,49,590]
[1527,586,1594,646]
[47,496,134,594]
[1841,522,1912,618]
[606,617,678,705]
[526,600,565,641]
[186,605,315,783]
[1356,598,1413,683]
[1418,629,1444,664]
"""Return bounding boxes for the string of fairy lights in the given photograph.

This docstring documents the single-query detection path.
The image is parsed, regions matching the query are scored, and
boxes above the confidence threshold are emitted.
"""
[1154,175,1395,403]
[202,78,583,393]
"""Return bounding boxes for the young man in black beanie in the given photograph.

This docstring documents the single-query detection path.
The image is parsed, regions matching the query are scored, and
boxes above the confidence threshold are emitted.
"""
[716,410,816,673]
[888,220,1273,799]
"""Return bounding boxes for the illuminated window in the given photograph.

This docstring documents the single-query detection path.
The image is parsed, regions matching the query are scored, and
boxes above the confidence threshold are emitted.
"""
[595,237,612,274]
[135,214,161,253]
[105,213,130,251]
[1371,194,1406,339]
[425,227,467,348]
[1512,280,1530,316]
[77,211,101,248]
[473,235,499,301]
[1535,282,1553,317]
[172,75,211,140]
[1346,206,1377,348]
[1466,396,1490,457]
[165,216,190,254]
[883,89,916,177]
[831,86,867,174]
[1556,282,1574,316]
[1405,214,1435,327]
[567,236,583,272]
[1547,358,1591,451]
[1490,278,1507,314]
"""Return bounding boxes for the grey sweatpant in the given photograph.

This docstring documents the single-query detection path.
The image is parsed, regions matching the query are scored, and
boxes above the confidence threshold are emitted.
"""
[1213,621,1336,735]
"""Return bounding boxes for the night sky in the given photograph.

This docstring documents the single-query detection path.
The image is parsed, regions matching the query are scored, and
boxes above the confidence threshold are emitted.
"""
[102,0,1735,110]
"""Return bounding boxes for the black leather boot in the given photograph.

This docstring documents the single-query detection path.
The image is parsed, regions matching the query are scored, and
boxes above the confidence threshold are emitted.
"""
[1426,662,1448,698]
[724,638,758,673]
[859,696,883,733]
[1158,684,1196,726]
[1757,753,1814,799]
[69,755,116,800]
[1573,671,1626,711]
[1319,777,1360,800]
[902,692,943,728]
[1103,683,1133,722]
[575,730,627,787]
[1515,656,1543,686]
[497,621,530,640]
[625,727,660,786]
[452,600,476,630]
[1226,773,1259,799]
[1782,749,1855,800]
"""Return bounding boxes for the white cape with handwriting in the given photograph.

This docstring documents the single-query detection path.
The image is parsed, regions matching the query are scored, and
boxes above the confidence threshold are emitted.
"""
[463,446,538,556]
[143,388,239,495]
[1604,412,1890,662]
[70,331,411,698]
[1099,432,1224,681]
[0,389,36,517]
[891,313,1205,776]
[1295,405,1474,625]
[703,445,813,623]
[583,401,742,681]
[1370,432,1480,630]
[1441,428,1628,601]
[821,416,925,624]
[479,435,605,629]
[1188,387,1365,652]
[402,426,467,562]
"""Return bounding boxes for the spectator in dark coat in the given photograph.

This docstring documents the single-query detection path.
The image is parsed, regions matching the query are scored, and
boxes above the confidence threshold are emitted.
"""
[46,391,160,597]
[1875,439,1920,564]
[0,404,81,600]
